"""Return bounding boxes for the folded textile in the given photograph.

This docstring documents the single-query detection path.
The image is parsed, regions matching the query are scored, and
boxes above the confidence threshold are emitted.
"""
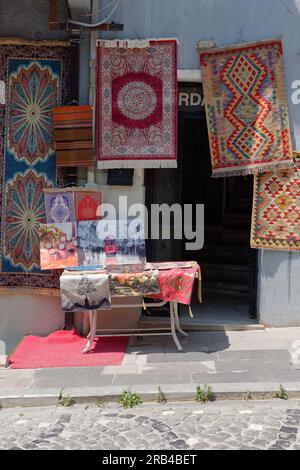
[109,270,160,297]
[106,264,146,274]
[53,105,94,167]
[65,265,103,272]
[147,261,194,270]
[147,265,202,305]
[60,271,111,312]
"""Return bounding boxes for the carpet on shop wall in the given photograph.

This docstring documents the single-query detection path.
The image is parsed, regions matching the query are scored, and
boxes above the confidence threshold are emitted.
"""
[96,39,178,169]
[200,38,293,177]
[0,39,72,295]
[251,153,300,251]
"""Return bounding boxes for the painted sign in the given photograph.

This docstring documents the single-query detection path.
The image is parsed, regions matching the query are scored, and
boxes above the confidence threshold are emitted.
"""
[179,84,205,112]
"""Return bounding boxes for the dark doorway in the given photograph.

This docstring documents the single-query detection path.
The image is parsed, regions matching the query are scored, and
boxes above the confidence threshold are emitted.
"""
[145,83,257,322]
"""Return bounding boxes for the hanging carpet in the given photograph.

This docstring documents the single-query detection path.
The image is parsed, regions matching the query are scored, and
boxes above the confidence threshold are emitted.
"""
[200,38,293,177]
[0,39,72,294]
[251,153,300,251]
[96,39,178,169]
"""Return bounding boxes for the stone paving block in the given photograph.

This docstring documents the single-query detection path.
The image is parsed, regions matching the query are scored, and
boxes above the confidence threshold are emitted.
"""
[1,400,300,450]
[34,367,107,380]
[215,359,291,373]
[269,369,300,382]
[192,369,274,384]
[32,373,114,390]
[146,351,218,363]
[217,349,292,362]
[112,371,193,386]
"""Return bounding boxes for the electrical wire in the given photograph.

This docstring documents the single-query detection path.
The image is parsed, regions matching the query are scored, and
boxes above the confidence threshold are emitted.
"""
[85,0,118,17]
[68,0,120,28]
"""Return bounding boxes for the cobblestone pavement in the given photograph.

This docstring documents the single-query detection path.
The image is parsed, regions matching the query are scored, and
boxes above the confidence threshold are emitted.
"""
[0,400,300,450]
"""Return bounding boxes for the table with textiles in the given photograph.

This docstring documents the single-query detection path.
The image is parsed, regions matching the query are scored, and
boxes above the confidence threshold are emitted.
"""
[60,262,202,353]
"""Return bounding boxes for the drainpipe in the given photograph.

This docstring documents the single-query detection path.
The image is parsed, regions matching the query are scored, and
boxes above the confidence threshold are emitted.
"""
[87,0,99,187]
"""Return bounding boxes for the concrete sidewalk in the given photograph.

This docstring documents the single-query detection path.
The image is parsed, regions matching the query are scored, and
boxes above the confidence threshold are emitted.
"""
[1,328,300,407]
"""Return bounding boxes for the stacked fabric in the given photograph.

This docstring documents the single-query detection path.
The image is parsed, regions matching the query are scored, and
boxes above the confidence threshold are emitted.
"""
[53,105,94,167]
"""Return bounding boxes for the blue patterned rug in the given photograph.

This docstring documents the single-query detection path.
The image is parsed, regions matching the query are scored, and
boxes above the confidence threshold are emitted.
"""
[0,41,72,293]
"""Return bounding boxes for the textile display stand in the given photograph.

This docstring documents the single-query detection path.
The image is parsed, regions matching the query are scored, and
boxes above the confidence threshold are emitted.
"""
[83,299,187,354]
[59,263,201,354]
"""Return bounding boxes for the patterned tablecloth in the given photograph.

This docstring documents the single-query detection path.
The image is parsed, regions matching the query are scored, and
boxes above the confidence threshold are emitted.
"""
[60,262,202,313]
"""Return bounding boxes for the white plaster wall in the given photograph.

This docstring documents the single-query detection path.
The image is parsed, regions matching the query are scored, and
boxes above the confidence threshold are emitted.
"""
[0,294,64,355]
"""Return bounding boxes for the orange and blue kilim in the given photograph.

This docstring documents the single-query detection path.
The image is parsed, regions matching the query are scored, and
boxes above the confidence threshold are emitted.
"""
[251,154,300,251]
[200,39,293,177]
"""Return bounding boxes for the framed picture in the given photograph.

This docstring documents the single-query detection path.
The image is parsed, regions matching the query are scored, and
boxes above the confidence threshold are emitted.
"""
[77,219,146,268]
[39,223,78,270]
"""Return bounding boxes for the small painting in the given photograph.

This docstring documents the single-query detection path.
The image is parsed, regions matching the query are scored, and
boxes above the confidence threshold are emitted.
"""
[39,223,78,270]
[77,219,146,268]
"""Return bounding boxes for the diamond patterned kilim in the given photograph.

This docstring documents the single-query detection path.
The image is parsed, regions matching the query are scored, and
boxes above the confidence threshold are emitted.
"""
[251,154,300,251]
[200,39,293,177]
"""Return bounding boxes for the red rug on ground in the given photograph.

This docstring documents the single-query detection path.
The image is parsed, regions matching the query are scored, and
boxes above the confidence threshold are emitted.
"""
[9,330,128,369]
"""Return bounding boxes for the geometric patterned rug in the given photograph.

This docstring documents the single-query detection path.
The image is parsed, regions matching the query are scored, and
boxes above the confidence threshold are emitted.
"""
[200,39,293,177]
[96,39,178,169]
[251,154,300,251]
[0,40,72,294]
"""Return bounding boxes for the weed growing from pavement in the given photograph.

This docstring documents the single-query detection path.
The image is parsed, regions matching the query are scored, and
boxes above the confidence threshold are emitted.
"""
[119,389,142,409]
[244,391,253,401]
[157,386,167,404]
[195,385,213,403]
[59,389,75,407]
[275,384,289,400]
[95,400,104,409]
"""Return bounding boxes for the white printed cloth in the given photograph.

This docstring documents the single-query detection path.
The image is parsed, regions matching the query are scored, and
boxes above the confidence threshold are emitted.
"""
[60,270,111,312]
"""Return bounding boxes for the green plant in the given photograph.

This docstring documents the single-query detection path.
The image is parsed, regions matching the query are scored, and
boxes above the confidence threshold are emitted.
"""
[195,385,213,403]
[59,388,75,407]
[244,391,253,401]
[95,399,104,409]
[157,386,167,404]
[119,389,142,409]
[275,384,288,400]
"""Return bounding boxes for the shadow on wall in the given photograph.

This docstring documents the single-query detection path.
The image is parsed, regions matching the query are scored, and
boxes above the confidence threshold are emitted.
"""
[0,294,65,355]
[260,250,298,279]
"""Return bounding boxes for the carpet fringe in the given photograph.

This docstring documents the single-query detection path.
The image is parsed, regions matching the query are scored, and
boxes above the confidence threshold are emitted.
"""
[0,288,60,296]
[212,160,295,178]
[0,37,71,47]
[98,160,178,169]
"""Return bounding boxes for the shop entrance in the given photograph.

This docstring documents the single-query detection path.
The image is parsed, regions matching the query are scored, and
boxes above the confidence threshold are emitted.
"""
[145,83,257,323]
